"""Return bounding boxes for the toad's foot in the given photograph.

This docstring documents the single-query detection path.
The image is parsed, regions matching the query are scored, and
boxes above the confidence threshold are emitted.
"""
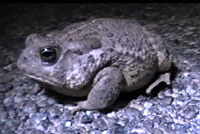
[146,72,170,94]
[68,101,94,114]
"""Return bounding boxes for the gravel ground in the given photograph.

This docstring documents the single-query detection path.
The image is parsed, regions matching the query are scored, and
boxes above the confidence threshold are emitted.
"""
[0,3,200,134]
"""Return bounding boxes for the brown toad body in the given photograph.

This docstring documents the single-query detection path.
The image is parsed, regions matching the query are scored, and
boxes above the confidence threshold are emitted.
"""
[17,18,172,113]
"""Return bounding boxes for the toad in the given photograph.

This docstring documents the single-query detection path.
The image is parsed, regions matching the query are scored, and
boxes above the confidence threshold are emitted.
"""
[17,18,172,113]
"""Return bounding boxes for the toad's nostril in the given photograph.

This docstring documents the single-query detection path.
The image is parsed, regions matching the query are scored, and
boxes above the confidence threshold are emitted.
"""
[23,56,27,61]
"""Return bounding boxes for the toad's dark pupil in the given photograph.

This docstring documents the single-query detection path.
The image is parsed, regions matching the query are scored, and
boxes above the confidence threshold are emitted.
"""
[40,47,57,63]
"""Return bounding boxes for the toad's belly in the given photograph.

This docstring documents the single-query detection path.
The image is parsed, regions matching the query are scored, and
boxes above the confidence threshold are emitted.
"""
[38,81,92,97]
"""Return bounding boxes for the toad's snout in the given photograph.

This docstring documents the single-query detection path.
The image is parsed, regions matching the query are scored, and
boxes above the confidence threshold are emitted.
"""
[17,54,28,71]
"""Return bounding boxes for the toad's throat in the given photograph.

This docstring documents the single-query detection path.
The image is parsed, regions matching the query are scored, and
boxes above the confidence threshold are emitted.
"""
[24,73,62,87]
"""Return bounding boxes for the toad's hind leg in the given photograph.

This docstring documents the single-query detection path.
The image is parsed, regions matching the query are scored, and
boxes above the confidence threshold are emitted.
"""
[146,72,170,94]
[70,67,126,114]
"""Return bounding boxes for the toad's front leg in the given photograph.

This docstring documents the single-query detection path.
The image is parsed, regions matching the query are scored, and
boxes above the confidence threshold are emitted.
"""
[70,67,126,114]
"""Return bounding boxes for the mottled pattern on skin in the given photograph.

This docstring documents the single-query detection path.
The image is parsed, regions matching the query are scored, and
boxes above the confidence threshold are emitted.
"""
[17,18,172,112]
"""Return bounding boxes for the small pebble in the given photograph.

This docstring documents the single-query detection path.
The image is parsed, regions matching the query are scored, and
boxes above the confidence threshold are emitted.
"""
[81,114,94,124]
[64,121,72,127]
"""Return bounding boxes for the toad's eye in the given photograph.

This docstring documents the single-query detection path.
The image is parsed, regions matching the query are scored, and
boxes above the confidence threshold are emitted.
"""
[40,47,57,65]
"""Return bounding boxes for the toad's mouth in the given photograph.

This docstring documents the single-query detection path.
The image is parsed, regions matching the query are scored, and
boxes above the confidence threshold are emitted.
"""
[24,73,62,87]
